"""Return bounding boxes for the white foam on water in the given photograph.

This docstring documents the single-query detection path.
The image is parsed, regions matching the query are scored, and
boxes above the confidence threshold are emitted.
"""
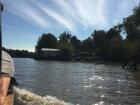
[14,87,74,105]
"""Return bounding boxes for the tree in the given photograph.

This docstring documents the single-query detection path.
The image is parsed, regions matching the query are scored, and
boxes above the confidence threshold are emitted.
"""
[123,16,138,40]
[58,31,73,60]
[35,33,58,50]
[37,33,58,49]
[59,31,71,44]
[122,4,140,58]
[133,5,140,26]
[82,37,94,53]
[35,33,58,59]
[59,42,73,60]
[108,36,125,61]
[106,26,121,39]
[91,26,126,61]
[2,47,33,58]
[70,36,81,53]
[103,26,125,61]
[92,30,106,55]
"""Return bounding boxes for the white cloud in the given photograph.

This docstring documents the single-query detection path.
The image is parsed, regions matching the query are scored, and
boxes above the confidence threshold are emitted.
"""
[134,0,140,4]
[31,1,76,32]
[52,0,86,27]
[29,0,109,32]
[5,0,140,33]
[97,0,108,25]
[3,0,140,51]
[53,0,108,29]
[6,0,48,28]
[44,9,75,32]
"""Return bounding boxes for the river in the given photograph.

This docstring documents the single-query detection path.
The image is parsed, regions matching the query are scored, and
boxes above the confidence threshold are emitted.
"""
[14,58,140,105]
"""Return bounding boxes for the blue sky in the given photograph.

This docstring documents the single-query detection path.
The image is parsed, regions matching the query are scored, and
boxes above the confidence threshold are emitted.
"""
[2,0,140,51]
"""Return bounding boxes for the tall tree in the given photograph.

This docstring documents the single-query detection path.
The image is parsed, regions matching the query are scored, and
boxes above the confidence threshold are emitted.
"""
[37,33,58,48]
[92,30,106,54]
[58,31,73,60]
[82,37,94,53]
[35,33,58,59]
[123,16,138,40]
[122,4,140,57]
[59,31,72,44]
[70,36,81,53]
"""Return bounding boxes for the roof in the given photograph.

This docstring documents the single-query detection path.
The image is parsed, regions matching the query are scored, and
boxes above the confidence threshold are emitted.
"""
[41,48,59,51]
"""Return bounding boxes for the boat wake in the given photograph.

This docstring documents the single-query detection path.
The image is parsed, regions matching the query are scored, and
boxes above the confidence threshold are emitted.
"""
[14,87,73,105]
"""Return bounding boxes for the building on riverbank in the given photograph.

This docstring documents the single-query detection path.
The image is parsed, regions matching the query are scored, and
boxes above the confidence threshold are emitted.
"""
[41,48,60,59]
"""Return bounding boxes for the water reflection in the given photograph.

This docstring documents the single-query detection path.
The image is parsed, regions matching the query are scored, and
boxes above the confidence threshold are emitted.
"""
[94,101,104,105]
[14,58,140,105]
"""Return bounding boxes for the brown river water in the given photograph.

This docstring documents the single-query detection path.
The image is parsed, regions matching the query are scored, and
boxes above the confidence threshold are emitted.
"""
[14,58,140,105]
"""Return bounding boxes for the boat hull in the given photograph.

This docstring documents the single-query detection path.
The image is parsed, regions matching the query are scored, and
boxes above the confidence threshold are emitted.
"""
[3,93,14,105]
[0,76,11,105]
[0,51,15,105]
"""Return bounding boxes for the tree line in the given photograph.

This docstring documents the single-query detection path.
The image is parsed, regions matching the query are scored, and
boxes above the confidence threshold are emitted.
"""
[3,47,34,58]
[35,4,140,61]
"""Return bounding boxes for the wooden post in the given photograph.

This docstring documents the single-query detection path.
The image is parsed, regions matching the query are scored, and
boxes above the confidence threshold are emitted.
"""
[0,0,3,77]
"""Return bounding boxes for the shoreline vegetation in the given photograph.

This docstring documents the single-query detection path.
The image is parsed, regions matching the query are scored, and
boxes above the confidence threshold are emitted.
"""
[3,4,140,64]
[2,47,34,58]
[34,4,140,63]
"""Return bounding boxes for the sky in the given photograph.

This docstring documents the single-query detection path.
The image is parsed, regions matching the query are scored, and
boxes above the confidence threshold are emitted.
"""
[2,0,140,52]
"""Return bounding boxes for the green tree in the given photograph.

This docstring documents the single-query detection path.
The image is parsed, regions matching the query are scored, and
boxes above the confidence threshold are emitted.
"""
[92,30,106,55]
[82,37,94,53]
[108,36,125,61]
[104,26,125,61]
[133,5,140,26]
[123,16,138,40]
[58,31,73,60]
[59,42,73,60]
[122,4,140,59]
[59,31,71,44]
[106,26,121,39]
[35,33,58,59]
[37,33,58,48]
[70,36,81,53]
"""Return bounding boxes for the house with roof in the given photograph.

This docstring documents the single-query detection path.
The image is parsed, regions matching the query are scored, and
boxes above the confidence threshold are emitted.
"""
[41,48,60,59]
